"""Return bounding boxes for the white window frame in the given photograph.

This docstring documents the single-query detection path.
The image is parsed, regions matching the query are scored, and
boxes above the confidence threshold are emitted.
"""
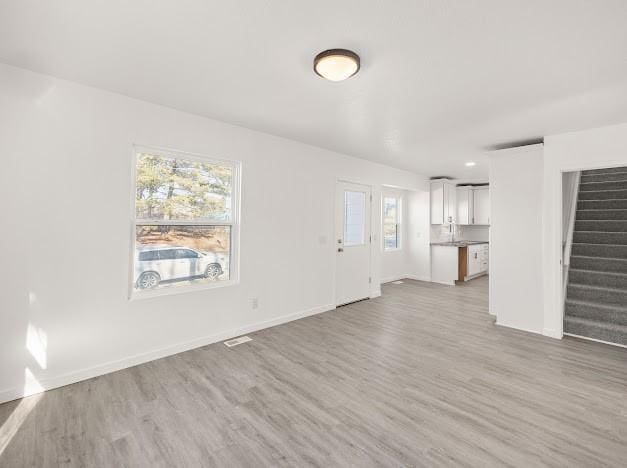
[382,195,401,252]
[129,145,241,299]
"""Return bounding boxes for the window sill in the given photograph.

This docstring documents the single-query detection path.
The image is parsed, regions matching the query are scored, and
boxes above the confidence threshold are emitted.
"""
[383,248,402,253]
[129,278,239,301]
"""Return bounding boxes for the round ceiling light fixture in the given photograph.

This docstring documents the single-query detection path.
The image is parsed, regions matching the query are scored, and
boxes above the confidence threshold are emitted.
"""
[314,49,360,81]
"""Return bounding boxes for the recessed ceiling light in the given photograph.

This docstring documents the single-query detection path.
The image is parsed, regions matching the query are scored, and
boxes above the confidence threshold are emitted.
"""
[465,161,476,167]
[314,49,360,82]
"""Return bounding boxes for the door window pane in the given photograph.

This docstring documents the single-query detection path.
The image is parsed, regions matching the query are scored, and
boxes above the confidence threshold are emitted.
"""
[344,190,366,246]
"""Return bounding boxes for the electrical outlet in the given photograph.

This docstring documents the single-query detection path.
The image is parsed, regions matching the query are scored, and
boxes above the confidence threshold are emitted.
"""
[252,298,259,309]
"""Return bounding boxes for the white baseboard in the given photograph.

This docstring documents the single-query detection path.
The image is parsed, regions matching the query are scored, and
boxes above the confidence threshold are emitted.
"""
[430,279,456,286]
[380,274,407,284]
[564,332,627,348]
[0,303,336,404]
[370,289,382,298]
[406,275,431,282]
[543,328,563,339]
[495,320,544,336]
[380,274,431,284]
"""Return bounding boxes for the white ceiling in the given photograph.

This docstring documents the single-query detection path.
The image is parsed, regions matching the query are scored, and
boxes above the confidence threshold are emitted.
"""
[1,0,627,182]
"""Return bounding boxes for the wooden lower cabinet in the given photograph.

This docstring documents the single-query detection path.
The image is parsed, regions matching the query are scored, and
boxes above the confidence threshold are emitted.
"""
[458,247,468,281]
[458,244,488,281]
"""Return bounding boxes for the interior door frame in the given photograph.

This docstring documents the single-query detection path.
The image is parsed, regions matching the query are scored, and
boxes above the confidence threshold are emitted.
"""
[553,161,627,339]
[333,179,375,306]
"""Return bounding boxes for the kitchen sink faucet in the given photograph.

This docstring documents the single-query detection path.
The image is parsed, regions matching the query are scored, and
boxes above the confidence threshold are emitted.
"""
[449,222,457,243]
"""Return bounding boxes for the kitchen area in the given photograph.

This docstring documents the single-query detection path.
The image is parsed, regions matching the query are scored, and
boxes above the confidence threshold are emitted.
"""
[430,179,490,285]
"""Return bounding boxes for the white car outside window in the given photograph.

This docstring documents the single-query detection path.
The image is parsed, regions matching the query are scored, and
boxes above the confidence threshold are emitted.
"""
[134,246,223,289]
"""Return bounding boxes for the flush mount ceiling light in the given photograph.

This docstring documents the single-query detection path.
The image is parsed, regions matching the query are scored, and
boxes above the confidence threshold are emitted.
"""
[314,49,360,81]
[465,161,476,167]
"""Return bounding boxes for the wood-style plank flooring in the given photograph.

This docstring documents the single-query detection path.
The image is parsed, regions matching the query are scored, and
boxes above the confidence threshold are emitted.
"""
[1,277,626,467]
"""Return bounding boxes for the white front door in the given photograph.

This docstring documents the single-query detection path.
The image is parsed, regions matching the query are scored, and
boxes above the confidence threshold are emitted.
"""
[335,182,372,306]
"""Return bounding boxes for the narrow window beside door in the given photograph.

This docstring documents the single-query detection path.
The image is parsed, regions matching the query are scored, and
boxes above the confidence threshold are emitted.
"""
[383,196,400,251]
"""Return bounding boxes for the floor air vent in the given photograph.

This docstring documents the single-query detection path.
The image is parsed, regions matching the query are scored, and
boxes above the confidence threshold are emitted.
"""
[224,335,252,347]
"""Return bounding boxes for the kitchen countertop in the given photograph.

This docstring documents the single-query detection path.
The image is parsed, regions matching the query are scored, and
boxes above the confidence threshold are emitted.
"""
[430,241,489,247]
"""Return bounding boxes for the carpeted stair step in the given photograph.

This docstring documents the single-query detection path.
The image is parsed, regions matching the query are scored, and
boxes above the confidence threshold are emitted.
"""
[582,166,627,175]
[576,209,627,220]
[567,284,627,308]
[579,180,627,192]
[578,199,627,210]
[571,243,627,259]
[564,316,627,345]
[568,269,627,289]
[581,171,627,183]
[570,255,627,273]
[573,231,627,245]
[575,220,627,232]
[565,300,627,327]
[578,189,627,201]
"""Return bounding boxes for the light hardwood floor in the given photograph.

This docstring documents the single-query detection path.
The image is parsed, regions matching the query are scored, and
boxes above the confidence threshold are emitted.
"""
[1,277,626,467]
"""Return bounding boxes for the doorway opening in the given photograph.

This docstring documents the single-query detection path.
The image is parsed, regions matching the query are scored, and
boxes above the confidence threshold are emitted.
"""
[561,165,627,347]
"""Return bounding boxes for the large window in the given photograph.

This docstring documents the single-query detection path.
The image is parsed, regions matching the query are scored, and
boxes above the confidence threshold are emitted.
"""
[131,147,239,297]
[383,196,401,251]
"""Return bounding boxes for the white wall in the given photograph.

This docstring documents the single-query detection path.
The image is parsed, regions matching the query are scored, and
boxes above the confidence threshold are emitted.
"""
[488,144,545,333]
[380,188,431,283]
[0,64,427,402]
[543,123,627,337]
[406,190,432,282]
[488,123,627,339]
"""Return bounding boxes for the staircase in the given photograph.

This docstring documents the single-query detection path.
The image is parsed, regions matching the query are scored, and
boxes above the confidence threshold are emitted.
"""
[564,166,627,346]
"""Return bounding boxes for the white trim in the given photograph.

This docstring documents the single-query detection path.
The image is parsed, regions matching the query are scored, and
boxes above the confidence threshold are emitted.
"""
[495,321,543,336]
[564,333,627,348]
[369,289,382,298]
[0,302,336,404]
[380,274,409,284]
[543,328,562,339]
[431,279,456,286]
[406,275,431,282]
[381,274,432,284]
[129,278,240,301]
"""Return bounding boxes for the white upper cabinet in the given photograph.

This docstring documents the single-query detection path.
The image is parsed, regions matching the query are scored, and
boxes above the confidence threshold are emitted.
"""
[431,182,444,224]
[455,186,490,225]
[431,180,456,224]
[456,187,474,225]
[473,187,490,225]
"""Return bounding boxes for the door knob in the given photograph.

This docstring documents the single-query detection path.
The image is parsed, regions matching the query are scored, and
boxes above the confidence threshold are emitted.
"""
[338,248,344,252]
